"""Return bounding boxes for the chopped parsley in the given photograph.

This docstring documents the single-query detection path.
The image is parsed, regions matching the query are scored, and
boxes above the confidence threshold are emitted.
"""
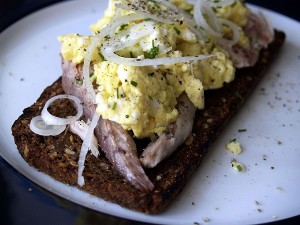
[238,128,247,132]
[119,23,128,31]
[75,79,83,86]
[112,102,117,110]
[99,52,106,61]
[130,80,138,87]
[236,164,243,172]
[185,8,193,14]
[173,27,181,35]
[145,39,159,59]
[148,0,159,7]
[230,1,237,7]
[229,138,236,143]
[231,159,245,172]
[210,43,216,52]
[116,87,119,99]
[235,91,244,101]
[130,51,134,58]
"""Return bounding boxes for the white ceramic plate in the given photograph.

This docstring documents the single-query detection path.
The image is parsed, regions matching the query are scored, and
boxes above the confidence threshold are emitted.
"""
[0,1,300,224]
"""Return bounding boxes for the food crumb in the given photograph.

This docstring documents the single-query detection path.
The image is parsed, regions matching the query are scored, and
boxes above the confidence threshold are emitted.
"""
[238,128,247,132]
[226,140,242,155]
[28,188,32,192]
[231,159,245,172]
[257,208,263,212]
[276,187,283,192]
[192,202,195,206]
[185,134,194,145]
[156,175,162,181]
[194,222,200,225]
[203,217,210,222]
[254,200,260,205]
[272,215,278,219]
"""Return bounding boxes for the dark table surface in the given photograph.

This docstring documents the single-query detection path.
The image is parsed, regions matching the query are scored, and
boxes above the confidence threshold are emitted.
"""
[1,1,299,225]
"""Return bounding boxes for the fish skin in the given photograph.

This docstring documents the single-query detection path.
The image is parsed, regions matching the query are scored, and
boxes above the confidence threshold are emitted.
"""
[226,11,274,68]
[140,93,196,168]
[61,58,154,191]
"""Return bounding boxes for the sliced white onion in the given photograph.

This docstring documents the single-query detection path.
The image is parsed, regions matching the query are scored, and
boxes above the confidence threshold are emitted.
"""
[154,0,206,40]
[103,48,214,66]
[157,0,193,20]
[82,35,101,105]
[69,120,99,157]
[205,0,236,8]
[194,0,222,37]
[108,21,156,49]
[30,115,66,136]
[158,46,173,56]
[77,112,100,186]
[216,18,241,47]
[104,13,146,37]
[82,13,146,105]
[41,94,83,126]
[101,21,214,66]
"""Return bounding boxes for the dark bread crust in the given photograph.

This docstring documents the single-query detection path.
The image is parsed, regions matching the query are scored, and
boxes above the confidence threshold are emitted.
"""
[12,30,285,214]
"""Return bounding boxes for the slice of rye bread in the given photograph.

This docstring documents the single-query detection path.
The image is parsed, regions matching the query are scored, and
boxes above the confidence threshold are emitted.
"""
[12,30,285,214]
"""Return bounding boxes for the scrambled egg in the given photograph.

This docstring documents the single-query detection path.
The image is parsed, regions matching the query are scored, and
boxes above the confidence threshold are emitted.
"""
[93,62,180,137]
[226,139,242,155]
[57,34,101,64]
[58,0,250,138]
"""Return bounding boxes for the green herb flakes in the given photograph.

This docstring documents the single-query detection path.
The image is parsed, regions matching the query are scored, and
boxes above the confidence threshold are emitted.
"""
[145,39,159,59]
[112,102,117,110]
[231,159,245,172]
[238,128,247,132]
[130,80,138,87]
[173,27,181,35]
[75,79,83,86]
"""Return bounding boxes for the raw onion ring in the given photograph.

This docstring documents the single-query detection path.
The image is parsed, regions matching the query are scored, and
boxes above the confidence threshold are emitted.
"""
[194,0,222,37]
[101,21,214,66]
[69,120,99,157]
[216,18,241,47]
[41,94,83,126]
[30,115,66,136]
[206,0,236,7]
[77,112,100,186]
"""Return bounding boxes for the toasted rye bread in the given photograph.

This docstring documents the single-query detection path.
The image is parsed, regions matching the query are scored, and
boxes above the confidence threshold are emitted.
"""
[11,30,285,214]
